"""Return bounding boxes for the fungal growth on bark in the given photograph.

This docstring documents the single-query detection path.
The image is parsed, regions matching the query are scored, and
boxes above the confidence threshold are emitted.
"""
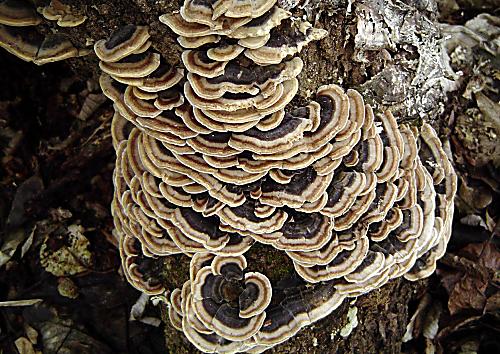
[95,0,457,352]
[0,0,88,64]
[37,0,87,28]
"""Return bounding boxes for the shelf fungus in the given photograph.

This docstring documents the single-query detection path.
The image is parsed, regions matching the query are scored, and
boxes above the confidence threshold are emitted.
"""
[37,0,87,28]
[0,0,89,64]
[99,0,458,352]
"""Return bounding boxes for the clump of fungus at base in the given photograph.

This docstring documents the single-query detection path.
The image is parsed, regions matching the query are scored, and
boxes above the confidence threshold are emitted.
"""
[95,0,457,352]
[0,0,88,64]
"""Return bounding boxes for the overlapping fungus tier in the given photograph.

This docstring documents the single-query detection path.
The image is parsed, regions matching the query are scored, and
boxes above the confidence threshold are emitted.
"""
[0,0,88,64]
[97,0,457,352]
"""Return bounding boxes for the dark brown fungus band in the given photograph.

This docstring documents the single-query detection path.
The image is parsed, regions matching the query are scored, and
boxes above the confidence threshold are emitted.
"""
[96,0,458,351]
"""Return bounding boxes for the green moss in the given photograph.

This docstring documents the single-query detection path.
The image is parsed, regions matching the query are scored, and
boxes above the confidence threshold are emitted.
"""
[161,254,190,290]
[245,244,295,285]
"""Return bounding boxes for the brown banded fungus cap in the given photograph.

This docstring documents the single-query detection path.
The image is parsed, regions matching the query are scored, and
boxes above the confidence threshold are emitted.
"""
[37,0,87,27]
[98,0,458,351]
[0,25,88,64]
[0,0,41,26]
[0,0,89,64]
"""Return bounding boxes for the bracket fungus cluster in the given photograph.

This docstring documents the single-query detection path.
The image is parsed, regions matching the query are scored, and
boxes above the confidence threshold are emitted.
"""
[96,0,457,352]
[0,0,88,64]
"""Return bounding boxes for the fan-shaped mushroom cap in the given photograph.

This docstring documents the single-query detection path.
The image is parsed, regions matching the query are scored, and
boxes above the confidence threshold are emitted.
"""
[0,0,41,26]
[321,172,366,218]
[244,24,327,65]
[37,0,87,27]
[100,52,161,78]
[118,235,166,295]
[161,2,286,43]
[293,236,369,283]
[0,25,40,61]
[160,13,215,38]
[212,0,276,20]
[255,283,345,346]
[178,34,221,48]
[185,79,289,112]
[94,25,150,62]
[188,58,303,101]
[182,49,229,78]
[0,26,88,64]
[268,213,334,251]
[238,34,270,49]
[116,65,184,93]
[229,112,312,155]
[230,6,290,39]
[190,255,272,341]
[207,43,245,62]
[124,85,162,118]
[369,207,404,242]
[260,168,331,209]
[197,78,299,125]
[217,200,288,234]
[168,288,183,330]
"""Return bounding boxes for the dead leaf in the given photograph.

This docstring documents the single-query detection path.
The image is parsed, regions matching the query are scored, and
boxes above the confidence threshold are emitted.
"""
[6,176,44,229]
[485,209,496,233]
[423,301,443,339]
[40,224,93,276]
[460,214,488,230]
[78,93,106,120]
[15,337,35,354]
[40,321,112,354]
[0,299,43,307]
[438,268,463,294]
[21,226,37,258]
[129,293,149,322]
[485,291,500,313]
[129,293,161,327]
[57,277,79,299]
[448,275,488,315]
[403,293,432,342]
[24,323,39,345]
[458,179,493,211]
[460,242,500,270]
[0,228,27,267]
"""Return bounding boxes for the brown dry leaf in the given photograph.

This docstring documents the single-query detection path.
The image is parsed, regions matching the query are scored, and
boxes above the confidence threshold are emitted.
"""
[438,268,464,294]
[403,293,432,342]
[40,320,112,353]
[485,291,500,313]
[448,275,488,315]
[15,337,35,354]
[460,242,500,270]
[458,178,493,212]
[485,209,497,233]
[57,277,79,299]
[39,224,93,276]
[24,323,39,345]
